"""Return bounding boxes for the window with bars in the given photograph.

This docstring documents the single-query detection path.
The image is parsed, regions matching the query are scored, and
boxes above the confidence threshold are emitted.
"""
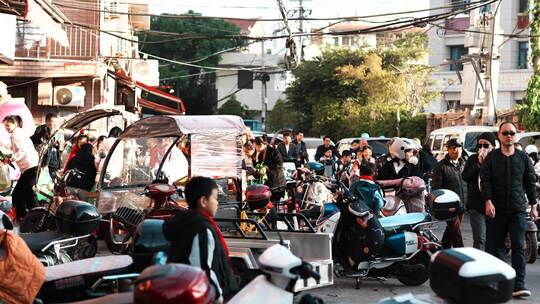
[519,0,529,13]
[451,0,470,12]
[449,45,467,71]
[518,41,528,69]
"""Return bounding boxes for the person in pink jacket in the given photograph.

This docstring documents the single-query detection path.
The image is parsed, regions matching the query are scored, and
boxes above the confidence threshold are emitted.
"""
[2,115,39,220]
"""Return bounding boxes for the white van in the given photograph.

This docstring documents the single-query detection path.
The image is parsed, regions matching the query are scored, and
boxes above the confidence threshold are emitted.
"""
[428,126,498,160]
[517,132,540,151]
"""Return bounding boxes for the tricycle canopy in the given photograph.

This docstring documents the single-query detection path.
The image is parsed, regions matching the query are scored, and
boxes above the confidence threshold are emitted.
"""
[96,115,246,213]
[118,115,246,138]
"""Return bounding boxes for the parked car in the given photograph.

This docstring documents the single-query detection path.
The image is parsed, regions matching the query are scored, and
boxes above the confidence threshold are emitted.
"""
[304,137,337,162]
[427,126,498,160]
[336,137,391,158]
[517,131,540,150]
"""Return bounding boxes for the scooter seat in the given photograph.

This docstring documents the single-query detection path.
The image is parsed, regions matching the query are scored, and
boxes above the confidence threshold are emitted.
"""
[19,230,68,253]
[45,255,133,282]
[379,213,432,236]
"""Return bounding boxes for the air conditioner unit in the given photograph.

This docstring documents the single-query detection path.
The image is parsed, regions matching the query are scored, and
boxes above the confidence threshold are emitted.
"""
[127,59,159,86]
[53,86,86,107]
[517,14,529,29]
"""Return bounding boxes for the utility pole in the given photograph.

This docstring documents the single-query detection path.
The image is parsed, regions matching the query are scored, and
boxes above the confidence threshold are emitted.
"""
[298,0,304,61]
[481,6,501,125]
[261,40,267,132]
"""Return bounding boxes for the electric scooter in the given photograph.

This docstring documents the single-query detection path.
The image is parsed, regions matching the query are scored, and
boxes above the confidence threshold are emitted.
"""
[317,182,459,288]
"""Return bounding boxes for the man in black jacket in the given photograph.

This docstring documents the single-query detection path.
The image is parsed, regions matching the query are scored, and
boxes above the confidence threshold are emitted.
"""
[163,177,238,302]
[462,132,497,250]
[431,138,466,249]
[315,136,340,161]
[292,131,308,165]
[277,132,299,163]
[480,122,538,298]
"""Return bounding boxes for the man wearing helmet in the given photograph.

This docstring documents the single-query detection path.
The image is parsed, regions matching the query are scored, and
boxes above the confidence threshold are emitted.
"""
[525,145,540,177]
[377,138,422,181]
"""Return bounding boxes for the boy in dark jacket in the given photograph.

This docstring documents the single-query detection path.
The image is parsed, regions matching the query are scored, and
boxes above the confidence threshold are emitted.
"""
[349,162,385,217]
[163,177,238,302]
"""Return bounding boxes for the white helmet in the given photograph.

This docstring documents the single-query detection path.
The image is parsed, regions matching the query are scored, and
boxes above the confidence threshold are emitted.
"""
[525,145,538,155]
[390,138,417,160]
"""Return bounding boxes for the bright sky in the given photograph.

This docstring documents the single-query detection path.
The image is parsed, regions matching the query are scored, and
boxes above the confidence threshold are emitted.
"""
[149,0,430,20]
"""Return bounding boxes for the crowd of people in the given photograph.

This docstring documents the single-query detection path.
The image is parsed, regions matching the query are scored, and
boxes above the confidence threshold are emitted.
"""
[2,114,540,301]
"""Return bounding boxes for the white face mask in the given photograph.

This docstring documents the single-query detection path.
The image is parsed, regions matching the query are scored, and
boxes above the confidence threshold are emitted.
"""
[408,156,419,166]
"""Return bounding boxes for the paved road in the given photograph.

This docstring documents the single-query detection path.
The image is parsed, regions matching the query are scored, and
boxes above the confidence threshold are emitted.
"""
[307,214,540,304]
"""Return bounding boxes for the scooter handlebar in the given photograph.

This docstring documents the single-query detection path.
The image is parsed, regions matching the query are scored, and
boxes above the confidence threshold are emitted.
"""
[292,261,321,281]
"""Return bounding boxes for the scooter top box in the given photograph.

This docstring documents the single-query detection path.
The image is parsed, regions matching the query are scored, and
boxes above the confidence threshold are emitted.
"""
[430,247,515,304]
[427,189,462,221]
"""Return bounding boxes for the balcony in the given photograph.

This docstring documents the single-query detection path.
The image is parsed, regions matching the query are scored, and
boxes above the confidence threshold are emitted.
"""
[445,17,470,35]
[15,22,99,60]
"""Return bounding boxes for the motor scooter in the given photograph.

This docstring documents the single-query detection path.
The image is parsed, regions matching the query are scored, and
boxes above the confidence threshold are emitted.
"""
[317,182,458,288]
[18,200,101,266]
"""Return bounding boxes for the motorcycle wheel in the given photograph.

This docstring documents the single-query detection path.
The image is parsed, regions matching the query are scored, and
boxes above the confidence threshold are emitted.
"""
[397,251,430,286]
[525,231,537,264]
[20,209,56,233]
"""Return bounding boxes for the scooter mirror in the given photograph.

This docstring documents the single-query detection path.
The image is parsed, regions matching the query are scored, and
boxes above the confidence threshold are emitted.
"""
[0,210,13,230]
[152,251,167,265]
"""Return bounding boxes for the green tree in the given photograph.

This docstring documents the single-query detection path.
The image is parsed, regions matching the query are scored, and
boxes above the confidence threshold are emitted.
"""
[217,95,254,118]
[138,11,245,114]
[286,33,438,139]
[519,0,540,130]
[267,99,299,132]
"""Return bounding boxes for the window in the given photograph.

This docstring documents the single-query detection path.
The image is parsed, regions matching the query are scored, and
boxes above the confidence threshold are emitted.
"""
[519,0,529,13]
[518,42,528,69]
[448,100,461,111]
[334,37,339,46]
[450,45,467,71]
[451,0,469,12]
[432,135,444,151]
[238,70,253,89]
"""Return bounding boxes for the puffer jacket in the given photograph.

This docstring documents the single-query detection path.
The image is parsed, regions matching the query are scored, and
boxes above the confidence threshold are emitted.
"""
[431,156,466,205]
[0,231,45,304]
[480,149,537,214]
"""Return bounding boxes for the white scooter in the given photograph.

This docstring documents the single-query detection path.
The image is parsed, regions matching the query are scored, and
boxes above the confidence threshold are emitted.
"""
[228,243,323,304]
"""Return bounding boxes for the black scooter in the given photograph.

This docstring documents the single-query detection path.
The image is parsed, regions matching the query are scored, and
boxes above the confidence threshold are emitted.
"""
[19,200,101,266]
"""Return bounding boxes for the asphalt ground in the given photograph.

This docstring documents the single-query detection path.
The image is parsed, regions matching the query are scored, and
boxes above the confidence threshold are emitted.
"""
[306,214,540,304]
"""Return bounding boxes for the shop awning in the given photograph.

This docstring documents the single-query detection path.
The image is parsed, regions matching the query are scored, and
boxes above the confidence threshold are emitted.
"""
[138,98,180,115]
[135,81,186,113]
[25,0,69,47]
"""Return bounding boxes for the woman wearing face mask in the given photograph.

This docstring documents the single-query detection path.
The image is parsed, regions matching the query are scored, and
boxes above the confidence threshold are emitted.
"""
[2,115,39,220]
[461,132,497,250]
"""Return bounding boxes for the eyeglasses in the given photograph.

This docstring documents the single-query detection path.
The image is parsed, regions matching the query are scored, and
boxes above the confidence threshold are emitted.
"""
[477,143,491,149]
[501,131,516,136]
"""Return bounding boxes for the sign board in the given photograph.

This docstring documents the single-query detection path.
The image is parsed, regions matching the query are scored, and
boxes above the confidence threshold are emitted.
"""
[64,63,97,75]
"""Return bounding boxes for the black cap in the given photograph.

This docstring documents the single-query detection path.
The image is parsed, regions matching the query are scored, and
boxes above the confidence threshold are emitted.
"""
[445,138,463,148]
[477,132,496,146]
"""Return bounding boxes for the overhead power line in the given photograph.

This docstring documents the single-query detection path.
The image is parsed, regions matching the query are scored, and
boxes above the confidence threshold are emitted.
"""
[53,0,492,22]
[68,0,500,46]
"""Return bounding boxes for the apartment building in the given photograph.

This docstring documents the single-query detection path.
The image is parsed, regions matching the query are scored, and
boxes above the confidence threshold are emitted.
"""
[426,0,532,114]
[0,0,183,125]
